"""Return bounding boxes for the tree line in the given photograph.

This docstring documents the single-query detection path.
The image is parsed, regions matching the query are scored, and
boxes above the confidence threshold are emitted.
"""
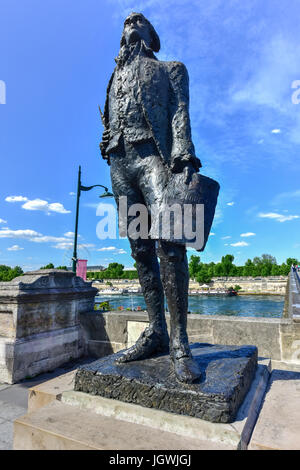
[0,263,68,282]
[87,254,297,283]
[0,265,23,282]
[189,254,297,284]
[0,254,296,283]
[87,262,139,280]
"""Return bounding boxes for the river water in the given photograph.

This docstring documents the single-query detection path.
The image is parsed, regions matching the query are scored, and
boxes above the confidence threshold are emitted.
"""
[95,293,284,318]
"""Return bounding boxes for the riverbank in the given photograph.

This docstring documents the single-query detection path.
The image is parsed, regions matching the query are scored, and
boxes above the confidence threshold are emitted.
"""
[92,275,288,296]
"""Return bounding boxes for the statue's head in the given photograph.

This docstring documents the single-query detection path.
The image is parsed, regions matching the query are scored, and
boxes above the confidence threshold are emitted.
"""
[120,12,160,52]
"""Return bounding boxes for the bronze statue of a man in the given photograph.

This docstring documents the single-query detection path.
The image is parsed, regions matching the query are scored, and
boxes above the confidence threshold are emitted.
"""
[100,12,213,383]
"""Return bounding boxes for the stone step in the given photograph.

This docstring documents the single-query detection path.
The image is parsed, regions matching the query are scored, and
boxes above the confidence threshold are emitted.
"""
[249,369,300,450]
[27,370,76,413]
[14,357,271,450]
[13,400,233,450]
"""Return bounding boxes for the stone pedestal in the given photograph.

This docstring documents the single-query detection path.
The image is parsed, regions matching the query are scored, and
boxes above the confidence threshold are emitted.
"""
[13,356,270,450]
[75,343,258,424]
[0,269,97,383]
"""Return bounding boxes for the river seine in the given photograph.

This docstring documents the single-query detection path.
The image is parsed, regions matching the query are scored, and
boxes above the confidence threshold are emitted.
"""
[95,293,284,318]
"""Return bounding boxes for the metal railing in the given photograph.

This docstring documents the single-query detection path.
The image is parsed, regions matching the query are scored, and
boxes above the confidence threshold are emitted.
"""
[292,266,300,291]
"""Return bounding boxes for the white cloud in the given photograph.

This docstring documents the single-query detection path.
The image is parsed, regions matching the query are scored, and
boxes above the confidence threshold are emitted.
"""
[69,192,76,196]
[52,242,95,250]
[231,35,300,145]
[230,241,249,247]
[0,229,82,247]
[0,228,42,239]
[272,189,300,205]
[227,202,235,206]
[221,236,231,240]
[5,196,28,202]
[64,232,76,238]
[47,202,71,214]
[95,246,127,254]
[51,242,73,250]
[0,226,97,255]
[21,199,50,211]
[7,245,24,251]
[240,232,256,237]
[209,232,215,236]
[5,195,71,214]
[22,199,71,214]
[0,218,7,224]
[30,235,70,243]
[96,246,117,251]
[258,212,299,223]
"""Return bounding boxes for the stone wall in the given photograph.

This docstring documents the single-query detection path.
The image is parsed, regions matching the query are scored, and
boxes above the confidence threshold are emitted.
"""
[80,310,300,366]
[93,276,288,295]
[80,272,300,366]
[208,276,287,294]
[0,270,97,383]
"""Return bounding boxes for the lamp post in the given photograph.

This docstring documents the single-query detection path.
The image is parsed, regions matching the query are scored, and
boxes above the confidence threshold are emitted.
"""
[72,165,113,273]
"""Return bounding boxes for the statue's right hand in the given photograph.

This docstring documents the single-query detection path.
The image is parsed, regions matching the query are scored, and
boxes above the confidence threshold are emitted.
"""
[100,128,111,158]
[102,128,110,144]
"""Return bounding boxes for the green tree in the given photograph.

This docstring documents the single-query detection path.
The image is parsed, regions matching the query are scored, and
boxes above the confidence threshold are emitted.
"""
[107,262,124,278]
[0,265,23,281]
[214,263,224,276]
[243,259,254,276]
[196,267,212,284]
[286,258,299,267]
[271,264,281,276]
[280,263,290,276]
[261,254,277,265]
[40,263,55,269]
[221,254,235,276]
[189,255,201,280]
[98,301,111,311]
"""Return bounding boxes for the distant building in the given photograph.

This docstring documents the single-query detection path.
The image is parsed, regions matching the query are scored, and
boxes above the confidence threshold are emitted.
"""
[86,265,105,272]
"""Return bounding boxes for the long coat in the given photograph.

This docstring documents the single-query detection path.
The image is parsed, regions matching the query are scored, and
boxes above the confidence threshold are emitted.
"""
[102,53,219,251]
[102,55,201,173]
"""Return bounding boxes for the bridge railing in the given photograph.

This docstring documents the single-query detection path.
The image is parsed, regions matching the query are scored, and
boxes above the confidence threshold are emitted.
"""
[292,266,300,291]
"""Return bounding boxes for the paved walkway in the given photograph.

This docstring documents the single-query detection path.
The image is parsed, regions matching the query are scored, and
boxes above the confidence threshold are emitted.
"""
[0,358,94,450]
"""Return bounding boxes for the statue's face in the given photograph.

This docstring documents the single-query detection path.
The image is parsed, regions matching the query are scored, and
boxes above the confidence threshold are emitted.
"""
[123,14,152,47]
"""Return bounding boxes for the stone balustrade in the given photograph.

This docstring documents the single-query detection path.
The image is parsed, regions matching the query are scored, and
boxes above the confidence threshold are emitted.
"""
[0,269,97,383]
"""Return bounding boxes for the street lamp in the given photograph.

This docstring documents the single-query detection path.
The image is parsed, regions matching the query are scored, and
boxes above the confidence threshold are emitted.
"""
[72,165,113,273]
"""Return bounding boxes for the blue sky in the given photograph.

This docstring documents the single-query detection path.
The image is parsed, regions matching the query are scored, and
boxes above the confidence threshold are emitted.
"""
[1,0,300,270]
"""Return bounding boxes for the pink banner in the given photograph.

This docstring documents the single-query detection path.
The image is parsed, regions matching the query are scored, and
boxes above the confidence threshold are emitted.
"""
[76,259,87,281]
